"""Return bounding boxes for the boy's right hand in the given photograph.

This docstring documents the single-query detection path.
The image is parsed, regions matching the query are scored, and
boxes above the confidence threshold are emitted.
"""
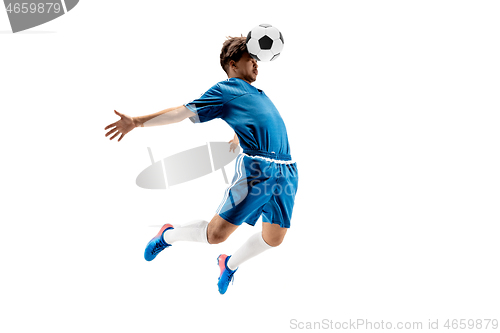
[105,110,137,142]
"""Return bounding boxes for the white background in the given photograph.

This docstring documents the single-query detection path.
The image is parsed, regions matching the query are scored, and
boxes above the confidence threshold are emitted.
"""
[1,1,499,332]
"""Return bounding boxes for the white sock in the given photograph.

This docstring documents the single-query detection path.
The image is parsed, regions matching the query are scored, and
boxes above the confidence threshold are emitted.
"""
[227,232,273,271]
[163,220,209,244]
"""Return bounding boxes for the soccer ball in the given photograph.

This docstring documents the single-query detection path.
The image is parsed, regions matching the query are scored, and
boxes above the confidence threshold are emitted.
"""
[246,24,284,62]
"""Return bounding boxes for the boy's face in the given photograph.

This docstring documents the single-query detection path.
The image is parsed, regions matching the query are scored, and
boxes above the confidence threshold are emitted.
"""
[231,52,258,84]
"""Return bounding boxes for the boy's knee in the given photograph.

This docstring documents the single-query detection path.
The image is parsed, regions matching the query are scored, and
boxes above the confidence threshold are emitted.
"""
[263,234,285,247]
[207,228,228,244]
[206,216,239,244]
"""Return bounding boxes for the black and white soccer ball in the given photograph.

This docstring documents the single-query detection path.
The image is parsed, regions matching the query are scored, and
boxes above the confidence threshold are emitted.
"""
[246,24,284,62]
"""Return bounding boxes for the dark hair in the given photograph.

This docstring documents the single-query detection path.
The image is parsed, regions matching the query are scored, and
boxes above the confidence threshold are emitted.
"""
[220,36,248,75]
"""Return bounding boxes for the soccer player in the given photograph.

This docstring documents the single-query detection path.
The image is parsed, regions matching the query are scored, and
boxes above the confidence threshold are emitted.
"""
[104,36,299,294]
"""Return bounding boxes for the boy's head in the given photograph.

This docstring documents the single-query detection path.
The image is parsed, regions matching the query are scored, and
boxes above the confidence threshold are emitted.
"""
[220,36,258,84]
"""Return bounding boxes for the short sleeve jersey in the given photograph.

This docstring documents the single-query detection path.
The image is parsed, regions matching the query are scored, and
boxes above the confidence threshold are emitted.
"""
[184,77,291,157]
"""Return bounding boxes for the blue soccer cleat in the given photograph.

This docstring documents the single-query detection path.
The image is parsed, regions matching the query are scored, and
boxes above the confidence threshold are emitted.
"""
[217,254,237,294]
[144,224,173,261]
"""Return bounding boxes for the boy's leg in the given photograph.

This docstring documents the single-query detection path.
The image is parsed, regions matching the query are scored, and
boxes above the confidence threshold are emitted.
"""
[163,214,238,245]
[218,159,297,293]
[218,222,286,294]
[144,215,238,261]
[226,222,287,270]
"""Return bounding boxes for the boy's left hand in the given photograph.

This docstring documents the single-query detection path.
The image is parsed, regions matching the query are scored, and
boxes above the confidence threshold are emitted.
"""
[228,138,239,153]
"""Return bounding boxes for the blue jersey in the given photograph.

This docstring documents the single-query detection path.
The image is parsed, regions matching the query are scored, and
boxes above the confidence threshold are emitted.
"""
[185,78,291,159]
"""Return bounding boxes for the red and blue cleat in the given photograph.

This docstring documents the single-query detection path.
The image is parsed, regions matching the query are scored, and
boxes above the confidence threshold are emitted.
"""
[217,254,237,294]
[144,224,173,261]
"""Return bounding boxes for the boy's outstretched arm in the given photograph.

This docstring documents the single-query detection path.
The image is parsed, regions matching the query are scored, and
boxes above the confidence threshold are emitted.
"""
[104,106,194,142]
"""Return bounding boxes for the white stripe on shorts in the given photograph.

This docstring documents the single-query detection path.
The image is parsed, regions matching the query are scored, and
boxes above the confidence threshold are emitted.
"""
[216,154,245,215]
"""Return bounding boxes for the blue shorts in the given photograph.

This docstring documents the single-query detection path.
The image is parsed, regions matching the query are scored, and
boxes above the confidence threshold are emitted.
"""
[216,151,299,228]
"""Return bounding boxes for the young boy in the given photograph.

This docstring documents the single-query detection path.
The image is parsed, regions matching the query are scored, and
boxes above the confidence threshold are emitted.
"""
[104,36,298,294]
